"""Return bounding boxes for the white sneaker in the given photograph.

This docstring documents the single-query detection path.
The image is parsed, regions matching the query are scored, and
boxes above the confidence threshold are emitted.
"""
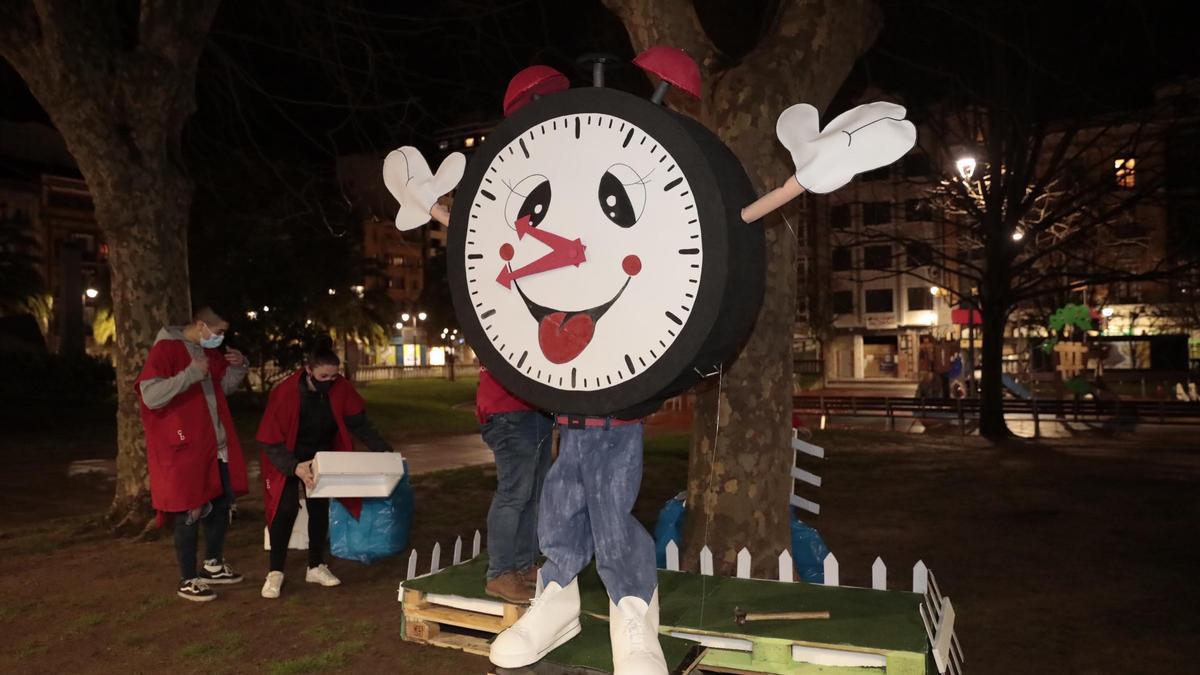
[305,564,341,587]
[609,589,668,675]
[261,571,284,599]
[489,579,582,668]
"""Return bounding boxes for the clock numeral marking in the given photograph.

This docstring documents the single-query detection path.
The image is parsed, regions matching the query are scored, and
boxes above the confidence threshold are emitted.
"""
[622,128,634,148]
[619,122,625,131]
[499,343,506,351]
[468,253,483,260]
[650,144,657,153]
[664,177,683,192]
[650,349,657,358]
[688,219,698,224]
[680,190,690,196]
[481,309,496,319]
[508,146,514,156]
[490,166,498,173]
[665,311,683,326]
[517,351,528,368]
[659,156,667,163]
[608,119,613,129]
[625,354,636,375]
[607,375,613,385]
[639,357,646,367]
[484,178,492,184]
[574,117,580,138]
[684,204,695,210]
[659,340,667,348]
[678,248,699,255]
[681,305,691,312]
[667,164,676,172]
[686,293,694,298]
[519,138,530,159]
[571,368,577,388]
[690,264,700,269]
[481,190,497,201]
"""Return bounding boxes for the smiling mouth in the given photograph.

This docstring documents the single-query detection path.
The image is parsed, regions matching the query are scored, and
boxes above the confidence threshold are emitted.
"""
[511,275,631,364]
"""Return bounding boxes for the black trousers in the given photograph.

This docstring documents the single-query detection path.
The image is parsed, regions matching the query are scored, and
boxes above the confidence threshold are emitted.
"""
[268,476,329,571]
[173,460,233,580]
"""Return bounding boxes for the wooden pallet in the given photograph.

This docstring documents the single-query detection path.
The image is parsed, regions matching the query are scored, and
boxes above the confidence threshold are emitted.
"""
[401,587,526,656]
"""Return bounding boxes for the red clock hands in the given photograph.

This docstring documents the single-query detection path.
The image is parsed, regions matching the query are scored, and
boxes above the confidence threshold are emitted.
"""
[496,215,586,289]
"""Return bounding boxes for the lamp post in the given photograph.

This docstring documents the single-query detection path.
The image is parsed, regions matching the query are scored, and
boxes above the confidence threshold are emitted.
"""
[399,311,427,366]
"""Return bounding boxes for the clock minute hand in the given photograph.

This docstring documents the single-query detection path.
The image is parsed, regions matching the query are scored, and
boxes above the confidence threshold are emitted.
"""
[497,245,586,289]
[515,215,586,260]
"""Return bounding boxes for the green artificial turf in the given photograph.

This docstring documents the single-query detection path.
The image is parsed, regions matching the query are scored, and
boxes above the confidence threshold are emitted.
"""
[403,555,929,660]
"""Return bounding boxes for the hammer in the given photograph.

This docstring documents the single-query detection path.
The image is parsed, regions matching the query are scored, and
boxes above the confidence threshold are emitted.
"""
[733,606,830,625]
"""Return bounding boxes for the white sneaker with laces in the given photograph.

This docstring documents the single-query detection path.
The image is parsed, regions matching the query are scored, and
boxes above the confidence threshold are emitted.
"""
[608,589,668,675]
[489,579,582,668]
[305,564,341,587]
[261,571,284,599]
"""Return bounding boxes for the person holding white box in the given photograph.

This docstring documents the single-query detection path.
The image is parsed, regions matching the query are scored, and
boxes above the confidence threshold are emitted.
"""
[256,341,393,599]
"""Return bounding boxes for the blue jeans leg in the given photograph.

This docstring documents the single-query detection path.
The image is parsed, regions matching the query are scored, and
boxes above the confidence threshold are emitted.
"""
[579,423,656,603]
[484,412,552,579]
[537,427,593,588]
[514,414,552,571]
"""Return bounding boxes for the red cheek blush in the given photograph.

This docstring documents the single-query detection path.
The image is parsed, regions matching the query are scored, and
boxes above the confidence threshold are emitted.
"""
[622,255,642,276]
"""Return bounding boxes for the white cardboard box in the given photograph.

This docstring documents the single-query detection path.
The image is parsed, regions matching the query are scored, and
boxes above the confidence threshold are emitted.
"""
[309,451,406,498]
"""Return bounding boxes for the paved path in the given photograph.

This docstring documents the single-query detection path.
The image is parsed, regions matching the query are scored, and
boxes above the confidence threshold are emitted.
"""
[400,433,492,474]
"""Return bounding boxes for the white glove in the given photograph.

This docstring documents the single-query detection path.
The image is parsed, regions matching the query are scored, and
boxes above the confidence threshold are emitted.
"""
[382,147,466,231]
[777,102,916,194]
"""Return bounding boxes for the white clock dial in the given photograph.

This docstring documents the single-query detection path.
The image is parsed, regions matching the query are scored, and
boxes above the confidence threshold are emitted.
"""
[461,113,703,392]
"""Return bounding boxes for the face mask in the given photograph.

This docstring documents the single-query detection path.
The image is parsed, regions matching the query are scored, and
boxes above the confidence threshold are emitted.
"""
[310,375,335,394]
[200,323,224,349]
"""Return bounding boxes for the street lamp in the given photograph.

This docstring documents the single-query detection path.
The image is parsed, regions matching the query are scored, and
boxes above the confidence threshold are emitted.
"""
[1101,307,1114,318]
[1011,229,1025,242]
[85,288,99,299]
[956,157,977,181]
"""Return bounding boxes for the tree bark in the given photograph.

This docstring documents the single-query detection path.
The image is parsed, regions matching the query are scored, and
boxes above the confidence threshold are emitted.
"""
[605,0,881,577]
[1,1,219,534]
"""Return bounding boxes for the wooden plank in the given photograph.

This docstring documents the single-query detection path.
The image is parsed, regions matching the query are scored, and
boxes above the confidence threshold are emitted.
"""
[453,536,463,565]
[790,493,820,515]
[472,530,482,558]
[912,560,928,594]
[792,438,825,458]
[430,542,442,574]
[700,546,713,576]
[407,604,508,633]
[736,548,751,579]
[822,553,839,587]
[871,557,887,590]
[407,550,418,580]
[778,550,793,583]
[790,466,822,487]
[423,631,492,657]
[666,540,680,571]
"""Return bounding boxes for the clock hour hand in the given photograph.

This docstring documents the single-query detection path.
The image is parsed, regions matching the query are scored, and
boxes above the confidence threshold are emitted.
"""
[515,215,586,260]
[497,244,586,289]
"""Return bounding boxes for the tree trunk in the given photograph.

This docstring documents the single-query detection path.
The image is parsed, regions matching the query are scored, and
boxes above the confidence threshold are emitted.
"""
[605,0,882,577]
[977,300,1011,439]
[1,1,220,534]
[102,172,195,534]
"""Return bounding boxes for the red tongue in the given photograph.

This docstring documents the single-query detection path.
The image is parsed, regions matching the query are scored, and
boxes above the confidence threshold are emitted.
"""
[538,312,595,364]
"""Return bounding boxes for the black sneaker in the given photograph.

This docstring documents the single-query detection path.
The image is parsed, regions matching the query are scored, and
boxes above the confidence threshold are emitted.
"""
[200,559,243,585]
[177,578,216,602]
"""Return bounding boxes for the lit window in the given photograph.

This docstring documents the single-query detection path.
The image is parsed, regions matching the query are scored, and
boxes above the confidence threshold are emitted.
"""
[464,137,476,148]
[1115,158,1136,188]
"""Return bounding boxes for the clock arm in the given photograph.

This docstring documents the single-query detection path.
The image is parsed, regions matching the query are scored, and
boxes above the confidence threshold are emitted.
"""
[740,176,806,223]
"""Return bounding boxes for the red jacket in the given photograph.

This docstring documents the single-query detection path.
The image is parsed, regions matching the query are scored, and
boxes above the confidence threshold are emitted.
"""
[476,367,535,423]
[137,338,249,516]
[256,370,365,525]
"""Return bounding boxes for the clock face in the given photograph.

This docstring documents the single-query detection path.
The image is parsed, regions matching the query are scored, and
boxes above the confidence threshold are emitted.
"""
[450,88,757,416]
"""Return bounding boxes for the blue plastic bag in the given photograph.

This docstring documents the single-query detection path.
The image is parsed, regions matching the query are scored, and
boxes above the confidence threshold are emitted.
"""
[652,492,829,582]
[653,492,687,568]
[329,461,413,564]
[790,518,829,583]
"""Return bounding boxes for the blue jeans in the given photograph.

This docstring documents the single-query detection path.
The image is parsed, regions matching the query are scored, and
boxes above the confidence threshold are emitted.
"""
[539,422,656,603]
[482,411,553,579]
[173,460,233,580]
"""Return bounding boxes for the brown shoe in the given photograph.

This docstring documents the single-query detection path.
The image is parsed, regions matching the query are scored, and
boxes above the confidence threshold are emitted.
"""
[485,571,534,604]
[517,563,541,589]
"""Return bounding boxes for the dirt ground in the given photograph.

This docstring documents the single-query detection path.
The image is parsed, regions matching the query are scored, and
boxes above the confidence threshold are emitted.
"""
[1,424,1197,674]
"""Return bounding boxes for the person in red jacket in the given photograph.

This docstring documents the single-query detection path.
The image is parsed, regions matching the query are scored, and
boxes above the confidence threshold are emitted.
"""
[477,366,553,603]
[255,342,393,599]
[137,307,250,602]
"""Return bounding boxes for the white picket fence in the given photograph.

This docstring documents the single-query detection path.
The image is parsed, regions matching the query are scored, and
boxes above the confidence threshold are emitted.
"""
[791,431,825,516]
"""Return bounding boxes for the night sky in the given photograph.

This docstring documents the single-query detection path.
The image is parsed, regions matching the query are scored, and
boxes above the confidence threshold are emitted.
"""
[1,0,1194,164]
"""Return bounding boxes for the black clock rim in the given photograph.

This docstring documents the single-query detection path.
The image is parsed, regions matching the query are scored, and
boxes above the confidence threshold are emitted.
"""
[448,87,735,416]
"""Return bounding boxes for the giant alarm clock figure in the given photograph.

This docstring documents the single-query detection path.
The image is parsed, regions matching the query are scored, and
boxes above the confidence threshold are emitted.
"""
[383,47,915,674]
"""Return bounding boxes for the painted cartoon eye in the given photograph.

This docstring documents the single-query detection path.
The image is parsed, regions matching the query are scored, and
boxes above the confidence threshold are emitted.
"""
[504,174,551,228]
[598,164,646,228]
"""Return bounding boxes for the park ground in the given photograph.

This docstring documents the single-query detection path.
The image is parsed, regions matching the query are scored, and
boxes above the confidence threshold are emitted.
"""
[1,377,1197,674]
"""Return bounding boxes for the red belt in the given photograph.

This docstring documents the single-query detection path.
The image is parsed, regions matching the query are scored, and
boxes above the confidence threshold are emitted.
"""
[555,415,641,429]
